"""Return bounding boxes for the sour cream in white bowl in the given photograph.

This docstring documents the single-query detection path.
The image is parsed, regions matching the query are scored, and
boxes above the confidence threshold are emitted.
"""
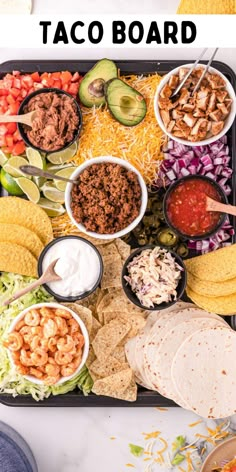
[38,236,103,302]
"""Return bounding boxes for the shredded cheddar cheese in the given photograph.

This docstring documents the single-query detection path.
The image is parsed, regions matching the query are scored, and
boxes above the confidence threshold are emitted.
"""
[143,431,161,440]
[155,407,168,411]
[188,420,203,428]
[73,74,164,184]
[126,464,135,468]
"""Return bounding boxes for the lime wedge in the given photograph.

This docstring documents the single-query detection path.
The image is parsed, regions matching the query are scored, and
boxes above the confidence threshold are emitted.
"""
[26,147,45,169]
[16,177,40,204]
[42,182,65,204]
[54,167,76,191]
[47,163,74,173]
[38,198,65,217]
[0,168,24,196]
[47,142,77,165]
[0,150,8,167]
[3,156,29,177]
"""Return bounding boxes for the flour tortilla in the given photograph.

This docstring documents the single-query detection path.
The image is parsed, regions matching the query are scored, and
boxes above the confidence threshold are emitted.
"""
[171,327,236,418]
[143,307,227,394]
[155,317,228,405]
[0,0,32,13]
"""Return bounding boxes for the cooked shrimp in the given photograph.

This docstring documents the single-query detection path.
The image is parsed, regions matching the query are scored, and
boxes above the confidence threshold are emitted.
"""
[73,352,82,368]
[45,363,60,377]
[43,319,58,338]
[54,351,73,366]
[3,332,23,351]
[72,332,84,350]
[67,318,79,335]
[31,336,48,351]
[43,374,60,386]
[40,307,54,318]
[31,326,43,336]
[55,316,68,336]
[61,362,78,377]
[57,335,75,353]
[19,326,34,345]
[29,367,44,379]
[14,320,25,332]
[54,308,72,320]
[48,336,59,353]
[31,348,48,367]
[11,351,21,363]
[20,349,34,367]
[48,356,57,365]
[24,309,40,327]
[16,364,30,375]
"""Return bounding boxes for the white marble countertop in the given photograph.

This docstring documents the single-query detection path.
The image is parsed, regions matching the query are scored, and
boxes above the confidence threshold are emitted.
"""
[0,2,235,471]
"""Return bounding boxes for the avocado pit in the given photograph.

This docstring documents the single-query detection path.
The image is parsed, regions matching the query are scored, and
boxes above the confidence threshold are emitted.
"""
[88,78,106,98]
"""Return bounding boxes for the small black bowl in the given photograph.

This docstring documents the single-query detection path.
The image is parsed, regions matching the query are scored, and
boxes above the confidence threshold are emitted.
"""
[18,87,82,154]
[163,175,228,241]
[121,244,187,311]
[38,236,103,302]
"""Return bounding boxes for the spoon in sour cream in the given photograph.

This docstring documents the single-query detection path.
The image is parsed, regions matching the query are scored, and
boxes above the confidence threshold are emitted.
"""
[3,259,61,306]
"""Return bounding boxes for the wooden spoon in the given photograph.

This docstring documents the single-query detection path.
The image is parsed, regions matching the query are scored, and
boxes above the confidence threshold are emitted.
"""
[206,196,236,217]
[0,110,37,128]
[3,259,61,306]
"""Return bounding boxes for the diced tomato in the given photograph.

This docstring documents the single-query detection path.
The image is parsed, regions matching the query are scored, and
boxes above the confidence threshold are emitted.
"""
[21,89,28,97]
[62,84,69,92]
[13,129,22,141]
[0,136,6,147]
[68,83,79,96]
[13,78,22,89]
[6,122,17,134]
[0,125,8,136]
[231,467,236,472]
[8,103,19,115]
[53,79,62,89]
[71,71,80,82]
[5,134,14,147]
[0,89,8,96]
[31,71,40,82]
[10,87,21,98]
[21,75,34,89]
[61,71,72,84]
[12,141,25,155]
[41,77,54,87]
[2,147,11,154]
[6,94,16,105]
[51,72,61,80]
[34,83,44,90]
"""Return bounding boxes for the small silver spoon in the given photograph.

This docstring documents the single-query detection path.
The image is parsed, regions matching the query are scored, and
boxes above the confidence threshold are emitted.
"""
[20,165,78,184]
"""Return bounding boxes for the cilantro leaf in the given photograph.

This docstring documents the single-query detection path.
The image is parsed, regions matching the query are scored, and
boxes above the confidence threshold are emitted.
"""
[172,435,186,452]
[171,453,185,466]
[129,444,144,457]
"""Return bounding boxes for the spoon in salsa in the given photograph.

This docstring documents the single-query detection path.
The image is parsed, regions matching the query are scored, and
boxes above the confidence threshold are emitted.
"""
[3,259,61,306]
[0,110,38,128]
[206,197,236,217]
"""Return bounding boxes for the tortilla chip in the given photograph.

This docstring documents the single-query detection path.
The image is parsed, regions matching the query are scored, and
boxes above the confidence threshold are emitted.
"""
[187,271,236,297]
[78,287,101,310]
[115,238,131,261]
[0,242,37,277]
[186,285,236,315]
[90,356,128,378]
[115,380,137,402]
[113,345,127,363]
[101,254,122,290]
[92,319,131,360]
[101,290,146,315]
[185,245,236,282]
[0,223,44,259]
[0,197,53,245]
[86,347,96,367]
[92,368,133,397]
[96,288,123,312]
[90,316,102,342]
[63,303,93,334]
[98,243,119,258]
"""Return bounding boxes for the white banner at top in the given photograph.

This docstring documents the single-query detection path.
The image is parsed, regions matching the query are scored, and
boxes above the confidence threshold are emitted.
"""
[0,15,235,48]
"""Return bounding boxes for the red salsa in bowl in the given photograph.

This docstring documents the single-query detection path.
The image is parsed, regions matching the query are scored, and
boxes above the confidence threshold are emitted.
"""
[164,176,227,240]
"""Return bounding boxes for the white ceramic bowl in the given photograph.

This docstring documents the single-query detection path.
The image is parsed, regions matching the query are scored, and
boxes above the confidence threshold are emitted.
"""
[154,63,236,147]
[65,156,148,240]
[7,302,89,386]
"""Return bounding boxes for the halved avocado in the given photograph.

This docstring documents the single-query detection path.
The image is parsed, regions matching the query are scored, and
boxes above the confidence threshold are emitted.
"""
[79,59,118,108]
[105,78,147,126]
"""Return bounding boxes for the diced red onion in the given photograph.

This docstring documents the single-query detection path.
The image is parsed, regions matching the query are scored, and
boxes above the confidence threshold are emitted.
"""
[166,170,176,181]
[180,168,190,177]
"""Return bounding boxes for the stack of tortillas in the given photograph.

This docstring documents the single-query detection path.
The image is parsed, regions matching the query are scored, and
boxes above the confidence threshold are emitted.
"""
[125,301,236,418]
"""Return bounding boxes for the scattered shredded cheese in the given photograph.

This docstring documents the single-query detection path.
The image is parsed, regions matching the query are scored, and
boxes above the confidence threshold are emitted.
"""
[143,431,161,440]
[155,407,169,411]
[126,464,135,468]
[73,74,164,184]
[188,420,203,428]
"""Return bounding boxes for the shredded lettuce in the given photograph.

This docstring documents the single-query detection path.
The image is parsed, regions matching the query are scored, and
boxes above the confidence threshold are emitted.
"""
[0,272,93,401]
